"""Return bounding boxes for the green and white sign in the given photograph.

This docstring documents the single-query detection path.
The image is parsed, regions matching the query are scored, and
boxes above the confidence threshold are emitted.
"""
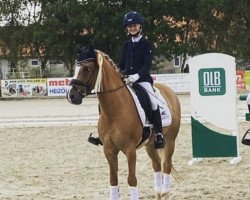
[189,53,241,165]
[199,68,226,96]
[189,53,237,130]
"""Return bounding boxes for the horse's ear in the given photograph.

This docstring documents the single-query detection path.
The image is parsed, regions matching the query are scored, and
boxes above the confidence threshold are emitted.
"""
[76,44,85,55]
[88,44,96,57]
[88,44,95,54]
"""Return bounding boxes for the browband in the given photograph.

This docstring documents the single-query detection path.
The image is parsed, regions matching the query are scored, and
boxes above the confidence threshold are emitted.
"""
[76,58,96,65]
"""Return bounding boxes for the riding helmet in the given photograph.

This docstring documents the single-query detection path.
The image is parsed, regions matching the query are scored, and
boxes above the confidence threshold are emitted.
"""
[123,11,144,27]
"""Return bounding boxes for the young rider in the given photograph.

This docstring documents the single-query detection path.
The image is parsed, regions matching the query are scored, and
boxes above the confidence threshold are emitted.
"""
[119,11,165,149]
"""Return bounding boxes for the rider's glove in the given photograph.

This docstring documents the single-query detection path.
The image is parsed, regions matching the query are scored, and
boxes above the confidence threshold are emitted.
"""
[128,73,140,83]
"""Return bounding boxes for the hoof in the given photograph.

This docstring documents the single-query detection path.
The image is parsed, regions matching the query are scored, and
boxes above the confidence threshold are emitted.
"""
[156,193,162,200]
[162,192,170,199]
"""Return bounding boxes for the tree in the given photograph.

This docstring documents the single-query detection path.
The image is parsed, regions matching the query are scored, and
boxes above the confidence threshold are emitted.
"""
[1,0,249,77]
[28,0,92,76]
[154,0,200,73]
[0,0,24,70]
[196,0,248,59]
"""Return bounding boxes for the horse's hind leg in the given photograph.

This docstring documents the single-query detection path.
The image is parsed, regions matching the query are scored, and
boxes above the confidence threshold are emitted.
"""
[145,145,161,172]
[103,147,120,200]
[145,139,175,198]
[145,145,162,196]
[161,140,175,196]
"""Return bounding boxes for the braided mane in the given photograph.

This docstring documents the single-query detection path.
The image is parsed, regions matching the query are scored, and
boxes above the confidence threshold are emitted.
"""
[93,50,122,93]
[97,50,120,72]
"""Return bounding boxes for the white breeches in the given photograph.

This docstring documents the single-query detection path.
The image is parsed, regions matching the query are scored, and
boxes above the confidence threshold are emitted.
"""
[138,82,158,110]
[247,92,250,105]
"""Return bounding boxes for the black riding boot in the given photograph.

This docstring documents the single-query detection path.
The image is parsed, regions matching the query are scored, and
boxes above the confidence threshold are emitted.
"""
[88,133,103,146]
[87,105,103,146]
[248,104,250,113]
[152,107,165,149]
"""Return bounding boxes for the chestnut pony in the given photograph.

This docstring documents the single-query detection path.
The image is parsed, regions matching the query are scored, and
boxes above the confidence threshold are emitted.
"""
[67,47,180,200]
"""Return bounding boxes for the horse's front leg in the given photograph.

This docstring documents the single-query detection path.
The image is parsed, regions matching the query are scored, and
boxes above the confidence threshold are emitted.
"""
[126,145,139,200]
[104,146,120,200]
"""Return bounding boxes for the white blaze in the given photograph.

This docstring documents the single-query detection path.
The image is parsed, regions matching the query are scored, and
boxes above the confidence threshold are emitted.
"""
[73,65,81,79]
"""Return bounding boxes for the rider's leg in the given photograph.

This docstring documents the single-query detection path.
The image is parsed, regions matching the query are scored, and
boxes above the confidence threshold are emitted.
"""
[152,106,165,149]
[138,82,165,149]
[88,104,103,146]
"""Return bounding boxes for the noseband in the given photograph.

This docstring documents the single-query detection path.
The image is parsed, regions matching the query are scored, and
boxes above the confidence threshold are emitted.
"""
[70,79,92,96]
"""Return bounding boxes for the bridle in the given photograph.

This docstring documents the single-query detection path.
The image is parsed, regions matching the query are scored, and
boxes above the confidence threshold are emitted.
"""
[70,78,128,95]
[69,79,92,96]
[70,60,128,96]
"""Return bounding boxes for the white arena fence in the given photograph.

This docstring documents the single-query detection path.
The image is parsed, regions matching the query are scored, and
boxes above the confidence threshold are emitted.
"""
[0,72,248,98]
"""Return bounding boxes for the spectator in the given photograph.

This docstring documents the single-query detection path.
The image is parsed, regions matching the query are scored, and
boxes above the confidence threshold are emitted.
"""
[184,64,189,73]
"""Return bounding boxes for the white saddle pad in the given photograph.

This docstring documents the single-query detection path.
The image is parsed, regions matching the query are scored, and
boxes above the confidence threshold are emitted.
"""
[127,86,172,127]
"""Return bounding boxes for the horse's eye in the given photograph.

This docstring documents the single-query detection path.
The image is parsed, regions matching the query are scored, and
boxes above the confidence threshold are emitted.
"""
[83,67,91,71]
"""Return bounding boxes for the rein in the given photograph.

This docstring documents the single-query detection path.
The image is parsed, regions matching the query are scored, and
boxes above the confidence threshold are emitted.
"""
[70,77,128,95]
[96,83,127,94]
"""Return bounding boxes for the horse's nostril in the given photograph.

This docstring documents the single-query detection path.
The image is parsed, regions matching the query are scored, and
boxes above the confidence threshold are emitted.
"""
[70,94,74,98]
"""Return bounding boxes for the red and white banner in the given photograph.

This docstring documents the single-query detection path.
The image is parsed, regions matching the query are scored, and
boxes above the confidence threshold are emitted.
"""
[236,70,246,90]
[47,77,72,96]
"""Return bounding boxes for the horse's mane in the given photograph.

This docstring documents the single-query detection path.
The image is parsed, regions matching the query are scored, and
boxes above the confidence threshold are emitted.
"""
[93,50,122,93]
[95,50,120,72]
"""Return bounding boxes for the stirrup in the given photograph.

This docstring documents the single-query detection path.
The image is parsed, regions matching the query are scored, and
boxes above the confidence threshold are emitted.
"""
[88,133,103,146]
[154,133,165,149]
[242,129,250,146]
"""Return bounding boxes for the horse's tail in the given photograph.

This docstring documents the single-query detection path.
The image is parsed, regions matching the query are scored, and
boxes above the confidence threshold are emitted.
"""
[157,149,183,181]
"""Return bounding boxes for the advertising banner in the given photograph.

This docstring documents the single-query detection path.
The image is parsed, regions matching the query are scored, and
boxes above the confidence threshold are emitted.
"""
[236,70,246,90]
[245,70,250,90]
[1,80,17,98]
[47,77,72,96]
[152,73,190,93]
[0,79,47,98]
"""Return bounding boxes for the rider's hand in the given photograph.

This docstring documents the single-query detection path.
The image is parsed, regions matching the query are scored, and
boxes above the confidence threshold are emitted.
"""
[128,74,140,83]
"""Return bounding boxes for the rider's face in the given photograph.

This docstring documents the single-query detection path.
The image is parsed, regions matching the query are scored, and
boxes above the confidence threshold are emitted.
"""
[126,24,141,35]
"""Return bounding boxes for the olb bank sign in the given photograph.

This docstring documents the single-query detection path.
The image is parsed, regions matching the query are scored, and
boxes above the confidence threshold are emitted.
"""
[199,68,226,96]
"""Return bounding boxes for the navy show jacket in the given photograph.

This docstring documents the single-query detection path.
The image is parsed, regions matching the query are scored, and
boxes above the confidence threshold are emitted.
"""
[119,37,153,83]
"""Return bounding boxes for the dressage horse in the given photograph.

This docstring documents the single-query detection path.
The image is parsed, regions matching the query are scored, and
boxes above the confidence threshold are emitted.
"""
[67,47,181,200]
